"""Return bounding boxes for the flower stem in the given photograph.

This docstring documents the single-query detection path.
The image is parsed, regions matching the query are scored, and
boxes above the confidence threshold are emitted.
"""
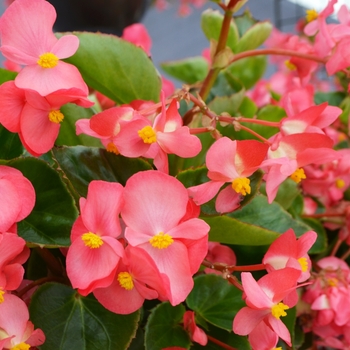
[227,263,266,272]
[207,335,238,350]
[16,276,67,298]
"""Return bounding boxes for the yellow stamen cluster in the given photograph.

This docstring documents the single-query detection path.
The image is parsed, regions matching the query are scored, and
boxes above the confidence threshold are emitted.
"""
[138,126,157,144]
[271,302,289,319]
[290,168,306,183]
[149,232,174,249]
[285,60,296,70]
[106,142,120,155]
[48,110,64,124]
[336,179,345,189]
[232,177,251,196]
[10,343,31,350]
[37,52,59,68]
[81,232,104,249]
[0,289,5,303]
[306,9,318,23]
[327,277,338,287]
[117,272,134,290]
[298,257,308,272]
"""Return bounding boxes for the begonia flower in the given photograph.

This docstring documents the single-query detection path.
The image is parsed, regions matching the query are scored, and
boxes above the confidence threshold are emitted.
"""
[204,242,237,275]
[0,0,88,96]
[188,137,269,213]
[93,246,169,314]
[66,181,125,296]
[122,23,152,56]
[0,294,45,349]
[121,170,209,305]
[233,268,301,346]
[263,229,317,282]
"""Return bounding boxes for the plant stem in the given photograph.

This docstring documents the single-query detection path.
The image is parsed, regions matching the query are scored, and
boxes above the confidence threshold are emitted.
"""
[236,124,272,144]
[227,263,266,272]
[16,276,67,298]
[207,335,238,350]
[199,0,242,100]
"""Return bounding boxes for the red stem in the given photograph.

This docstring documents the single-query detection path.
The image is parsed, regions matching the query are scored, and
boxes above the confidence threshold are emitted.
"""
[207,335,238,350]
[227,263,266,272]
[236,124,272,145]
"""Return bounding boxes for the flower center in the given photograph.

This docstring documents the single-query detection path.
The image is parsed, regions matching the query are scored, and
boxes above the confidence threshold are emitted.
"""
[285,60,296,70]
[327,277,338,287]
[298,257,308,272]
[271,302,289,319]
[37,52,59,68]
[117,272,134,290]
[0,289,4,303]
[138,126,157,144]
[336,178,345,189]
[149,232,174,249]
[10,343,31,350]
[48,110,64,124]
[290,168,306,183]
[232,177,251,196]
[81,232,104,249]
[106,142,120,155]
[306,9,318,22]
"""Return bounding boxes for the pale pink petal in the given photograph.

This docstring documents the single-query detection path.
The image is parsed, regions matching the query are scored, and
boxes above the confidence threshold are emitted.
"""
[122,23,152,56]
[20,104,60,155]
[15,61,88,96]
[233,307,268,335]
[248,321,278,350]
[152,147,169,173]
[25,326,45,347]
[215,185,242,213]
[122,170,188,234]
[80,181,124,238]
[51,35,79,59]
[76,119,102,138]
[0,179,21,232]
[267,315,291,345]
[188,180,224,206]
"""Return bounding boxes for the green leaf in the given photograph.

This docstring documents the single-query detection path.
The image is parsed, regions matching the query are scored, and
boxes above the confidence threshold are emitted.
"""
[0,125,23,160]
[225,55,267,89]
[30,283,140,350]
[238,96,258,118]
[161,57,209,84]
[186,274,245,331]
[300,217,327,254]
[269,179,301,210]
[201,9,239,52]
[5,158,78,246]
[236,21,273,53]
[0,67,17,84]
[63,32,161,104]
[52,146,152,197]
[234,10,257,37]
[203,194,314,245]
[144,302,190,350]
[314,91,345,106]
[208,88,246,116]
[56,104,102,147]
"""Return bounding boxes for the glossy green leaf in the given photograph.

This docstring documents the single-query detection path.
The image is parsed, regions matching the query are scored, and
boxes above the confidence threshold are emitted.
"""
[56,104,102,147]
[30,283,140,350]
[201,9,239,52]
[186,274,244,331]
[52,146,152,197]
[203,194,314,245]
[144,302,190,350]
[161,56,209,84]
[238,96,258,118]
[0,125,23,160]
[225,55,267,89]
[300,217,327,254]
[6,158,78,246]
[0,67,17,84]
[268,179,301,210]
[63,32,161,104]
[236,21,273,53]
[314,91,345,106]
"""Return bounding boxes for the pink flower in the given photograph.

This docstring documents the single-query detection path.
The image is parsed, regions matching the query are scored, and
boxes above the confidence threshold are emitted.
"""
[233,268,301,346]
[204,242,236,275]
[116,97,202,173]
[121,170,210,305]
[263,229,317,282]
[93,246,168,314]
[0,0,88,96]
[188,137,269,213]
[122,23,152,56]
[183,311,208,346]
[0,294,45,349]
[0,165,35,233]
[66,181,125,296]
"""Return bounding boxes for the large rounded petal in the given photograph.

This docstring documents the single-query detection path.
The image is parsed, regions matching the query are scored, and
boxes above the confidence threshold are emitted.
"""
[122,170,188,235]
[215,185,242,213]
[51,35,79,59]
[0,179,21,232]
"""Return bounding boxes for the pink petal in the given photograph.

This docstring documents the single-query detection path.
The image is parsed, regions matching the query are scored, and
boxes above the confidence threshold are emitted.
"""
[122,170,189,235]
[233,307,268,335]
[80,181,124,238]
[188,180,224,206]
[51,35,79,59]
[0,179,21,232]
[267,315,291,345]
[215,185,242,213]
